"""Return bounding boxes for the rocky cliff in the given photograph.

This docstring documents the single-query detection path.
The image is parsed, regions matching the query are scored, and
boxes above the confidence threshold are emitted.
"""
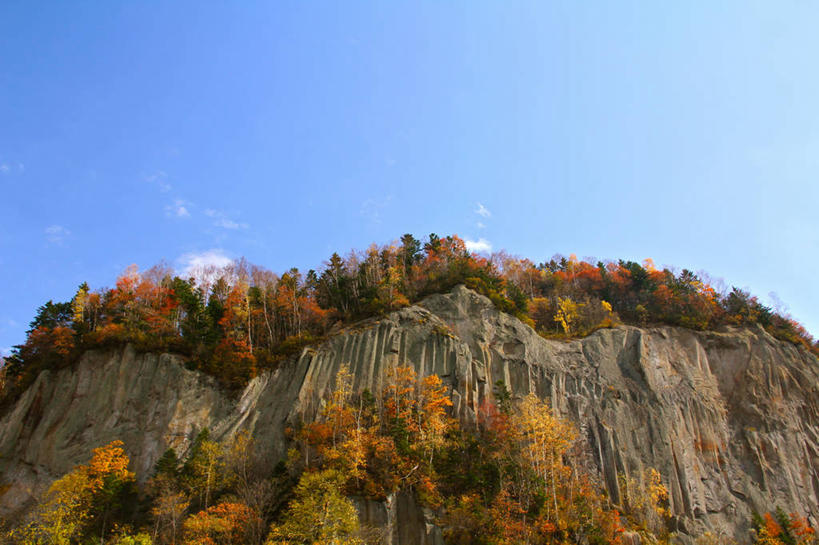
[1,286,817,542]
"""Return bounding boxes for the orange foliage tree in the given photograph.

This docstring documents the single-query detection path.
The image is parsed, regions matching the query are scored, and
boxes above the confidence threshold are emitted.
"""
[182,501,253,545]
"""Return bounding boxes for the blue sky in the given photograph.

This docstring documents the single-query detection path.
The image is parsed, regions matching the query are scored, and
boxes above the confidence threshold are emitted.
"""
[2,2,818,354]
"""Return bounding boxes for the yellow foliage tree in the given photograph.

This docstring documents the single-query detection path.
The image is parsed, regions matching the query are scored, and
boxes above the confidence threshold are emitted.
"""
[512,393,576,523]
[554,297,580,335]
[266,469,363,545]
[183,430,224,509]
[618,467,670,536]
[7,440,135,545]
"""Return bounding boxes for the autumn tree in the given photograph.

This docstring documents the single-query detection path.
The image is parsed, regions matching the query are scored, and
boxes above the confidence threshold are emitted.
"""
[266,469,363,545]
[417,374,453,469]
[113,533,155,545]
[7,440,136,545]
[752,509,818,545]
[182,429,224,510]
[182,501,253,545]
[618,467,670,537]
[148,448,188,545]
[554,296,580,335]
[151,491,189,545]
[223,431,279,545]
[512,393,576,523]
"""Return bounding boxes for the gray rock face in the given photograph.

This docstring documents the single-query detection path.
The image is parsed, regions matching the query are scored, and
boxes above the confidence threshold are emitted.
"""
[1,286,817,541]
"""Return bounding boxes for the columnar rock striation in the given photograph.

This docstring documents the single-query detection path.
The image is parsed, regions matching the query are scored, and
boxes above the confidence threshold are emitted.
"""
[0,286,817,542]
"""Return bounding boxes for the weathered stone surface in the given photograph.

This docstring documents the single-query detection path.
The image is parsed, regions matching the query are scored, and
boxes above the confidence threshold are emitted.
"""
[0,348,233,517]
[353,491,443,545]
[1,285,817,541]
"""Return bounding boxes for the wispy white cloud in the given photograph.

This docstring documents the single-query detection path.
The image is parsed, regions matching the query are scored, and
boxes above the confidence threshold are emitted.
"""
[465,238,492,253]
[215,218,241,229]
[177,249,234,278]
[475,203,492,218]
[45,225,71,244]
[204,209,248,230]
[165,199,192,218]
[0,319,19,358]
[767,292,789,315]
[145,171,172,192]
[477,221,486,229]
[360,196,393,224]
[0,162,24,175]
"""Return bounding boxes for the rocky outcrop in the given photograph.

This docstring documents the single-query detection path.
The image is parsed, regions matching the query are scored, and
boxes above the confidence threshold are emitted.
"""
[1,286,817,541]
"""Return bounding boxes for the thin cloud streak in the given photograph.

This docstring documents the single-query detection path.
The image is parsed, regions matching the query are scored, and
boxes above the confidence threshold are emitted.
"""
[165,199,191,218]
[204,209,249,230]
[360,195,393,224]
[0,162,24,174]
[44,225,71,244]
[145,171,172,192]
[475,203,491,218]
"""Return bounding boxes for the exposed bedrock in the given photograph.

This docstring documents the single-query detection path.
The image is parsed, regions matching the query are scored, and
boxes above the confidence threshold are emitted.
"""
[1,286,817,541]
